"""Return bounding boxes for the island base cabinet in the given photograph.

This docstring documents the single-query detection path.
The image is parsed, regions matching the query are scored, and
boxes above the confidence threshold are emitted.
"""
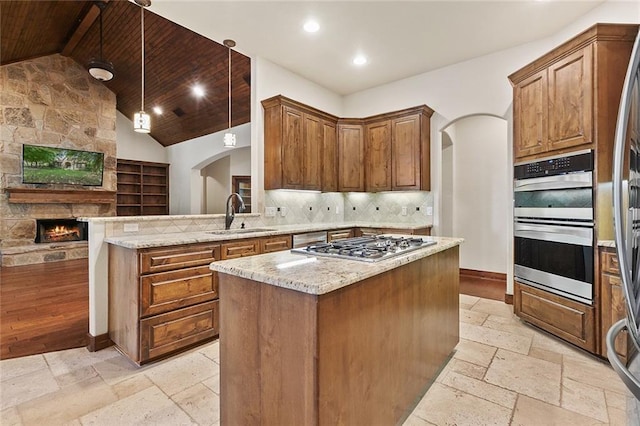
[514,281,595,352]
[219,246,459,425]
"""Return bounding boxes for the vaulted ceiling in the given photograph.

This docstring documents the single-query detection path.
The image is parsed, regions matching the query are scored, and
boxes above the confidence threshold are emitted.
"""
[0,0,251,147]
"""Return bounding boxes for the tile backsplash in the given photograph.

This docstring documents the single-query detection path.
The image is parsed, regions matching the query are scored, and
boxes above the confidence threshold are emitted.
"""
[263,190,433,226]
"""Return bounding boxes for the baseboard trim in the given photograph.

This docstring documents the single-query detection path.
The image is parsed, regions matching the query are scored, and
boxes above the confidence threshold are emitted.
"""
[87,333,113,352]
[459,268,506,282]
[504,294,514,305]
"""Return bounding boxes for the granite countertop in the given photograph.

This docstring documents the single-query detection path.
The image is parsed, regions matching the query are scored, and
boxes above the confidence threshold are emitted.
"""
[598,240,615,248]
[209,236,463,295]
[103,222,432,249]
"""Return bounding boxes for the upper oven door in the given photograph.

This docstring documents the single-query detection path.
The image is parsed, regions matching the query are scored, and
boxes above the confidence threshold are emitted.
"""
[514,171,593,221]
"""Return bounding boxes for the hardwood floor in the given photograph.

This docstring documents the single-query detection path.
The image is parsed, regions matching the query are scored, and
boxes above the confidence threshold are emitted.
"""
[0,258,506,360]
[0,259,89,360]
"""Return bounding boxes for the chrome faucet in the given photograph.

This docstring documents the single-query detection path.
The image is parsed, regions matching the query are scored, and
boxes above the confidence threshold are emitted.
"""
[225,192,246,230]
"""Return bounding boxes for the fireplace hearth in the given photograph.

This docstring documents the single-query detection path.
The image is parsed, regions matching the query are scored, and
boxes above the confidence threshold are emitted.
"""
[35,219,88,244]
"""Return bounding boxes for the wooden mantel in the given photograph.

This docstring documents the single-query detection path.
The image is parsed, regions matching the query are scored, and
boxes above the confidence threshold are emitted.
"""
[6,188,116,204]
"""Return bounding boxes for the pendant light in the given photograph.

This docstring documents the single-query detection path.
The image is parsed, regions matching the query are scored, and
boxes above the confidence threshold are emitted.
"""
[87,2,115,82]
[223,39,236,148]
[133,0,151,133]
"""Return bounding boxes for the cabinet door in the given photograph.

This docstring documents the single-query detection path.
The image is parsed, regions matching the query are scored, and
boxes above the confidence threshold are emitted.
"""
[261,235,292,253]
[392,114,421,190]
[601,273,629,362]
[322,120,338,192]
[513,70,548,159]
[547,46,593,152]
[365,120,392,192]
[221,239,261,259]
[282,106,304,189]
[303,113,322,190]
[338,123,365,191]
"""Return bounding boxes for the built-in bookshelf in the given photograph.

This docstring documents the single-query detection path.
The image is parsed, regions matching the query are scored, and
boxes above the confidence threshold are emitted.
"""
[232,175,251,213]
[116,159,169,216]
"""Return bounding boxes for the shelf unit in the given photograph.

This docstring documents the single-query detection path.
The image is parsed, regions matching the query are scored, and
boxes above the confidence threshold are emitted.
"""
[116,159,169,216]
[232,175,251,213]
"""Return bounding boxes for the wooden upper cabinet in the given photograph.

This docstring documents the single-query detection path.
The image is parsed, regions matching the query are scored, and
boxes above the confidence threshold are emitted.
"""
[263,95,434,192]
[338,123,365,192]
[509,23,638,162]
[513,70,547,159]
[322,120,338,192]
[547,46,593,152]
[303,113,322,191]
[365,120,392,191]
[392,114,422,190]
[282,106,304,189]
[262,96,338,191]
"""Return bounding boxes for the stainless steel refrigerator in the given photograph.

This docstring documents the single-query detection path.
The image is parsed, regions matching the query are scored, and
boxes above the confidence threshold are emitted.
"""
[610,28,640,404]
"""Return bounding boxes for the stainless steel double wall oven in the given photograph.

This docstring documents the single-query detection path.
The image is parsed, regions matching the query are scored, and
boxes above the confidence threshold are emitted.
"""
[514,150,595,305]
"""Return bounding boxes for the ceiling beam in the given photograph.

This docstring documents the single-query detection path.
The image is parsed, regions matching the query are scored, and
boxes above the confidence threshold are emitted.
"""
[61,1,110,57]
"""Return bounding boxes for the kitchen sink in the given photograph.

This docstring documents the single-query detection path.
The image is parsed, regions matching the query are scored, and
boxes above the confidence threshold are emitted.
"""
[206,228,276,235]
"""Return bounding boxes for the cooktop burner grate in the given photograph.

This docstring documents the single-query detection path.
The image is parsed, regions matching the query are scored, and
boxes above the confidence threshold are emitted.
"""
[291,235,437,262]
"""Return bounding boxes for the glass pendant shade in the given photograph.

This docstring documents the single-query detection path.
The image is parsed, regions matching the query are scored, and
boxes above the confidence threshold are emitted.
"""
[134,111,151,133]
[223,132,236,148]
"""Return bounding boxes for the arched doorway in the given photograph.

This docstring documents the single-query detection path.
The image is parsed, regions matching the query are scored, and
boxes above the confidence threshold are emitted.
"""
[440,114,510,288]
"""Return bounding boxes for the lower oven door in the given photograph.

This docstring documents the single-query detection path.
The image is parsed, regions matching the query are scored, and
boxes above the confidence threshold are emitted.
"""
[514,221,594,305]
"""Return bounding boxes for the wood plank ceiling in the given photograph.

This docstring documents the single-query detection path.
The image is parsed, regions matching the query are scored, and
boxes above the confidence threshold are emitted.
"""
[1,0,251,147]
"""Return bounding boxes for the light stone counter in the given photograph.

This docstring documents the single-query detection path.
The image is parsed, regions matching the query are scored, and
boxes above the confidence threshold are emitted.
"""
[209,236,463,295]
[103,222,432,249]
[598,240,616,248]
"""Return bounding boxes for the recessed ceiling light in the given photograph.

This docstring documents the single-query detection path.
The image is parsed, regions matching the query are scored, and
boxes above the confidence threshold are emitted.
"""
[192,85,205,97]
[353,55,367,66]
[303,20,320,33]
[153,106,163,115]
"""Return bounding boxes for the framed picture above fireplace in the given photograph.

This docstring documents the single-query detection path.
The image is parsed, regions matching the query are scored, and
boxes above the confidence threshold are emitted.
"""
[22,144,104,186]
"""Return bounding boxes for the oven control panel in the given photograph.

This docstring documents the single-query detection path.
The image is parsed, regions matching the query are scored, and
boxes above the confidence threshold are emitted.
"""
[515,151,593,179]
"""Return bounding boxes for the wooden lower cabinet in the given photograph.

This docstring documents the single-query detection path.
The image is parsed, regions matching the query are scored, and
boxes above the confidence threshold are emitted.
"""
[514,281,595,352]
[599,247,634,364]
[327,229,354,242]
[140,301,218,362]
[261,235,292,253]
[109,242,221,365]
[109,236,294,365]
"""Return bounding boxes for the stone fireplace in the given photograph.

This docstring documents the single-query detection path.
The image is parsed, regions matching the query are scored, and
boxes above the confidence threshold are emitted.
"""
[0,54,117,267]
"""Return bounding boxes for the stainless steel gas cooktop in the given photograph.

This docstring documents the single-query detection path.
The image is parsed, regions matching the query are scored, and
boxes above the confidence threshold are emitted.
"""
[291,235,437,263]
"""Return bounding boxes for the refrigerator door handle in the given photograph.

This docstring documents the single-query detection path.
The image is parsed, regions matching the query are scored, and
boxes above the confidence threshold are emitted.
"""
[607,319,640,400]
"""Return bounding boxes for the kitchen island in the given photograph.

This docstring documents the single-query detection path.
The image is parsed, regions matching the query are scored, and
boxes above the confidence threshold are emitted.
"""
[210,236,462,425]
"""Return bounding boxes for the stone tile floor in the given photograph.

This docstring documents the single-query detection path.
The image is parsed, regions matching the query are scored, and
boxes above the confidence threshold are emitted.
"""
[0,295,635,425]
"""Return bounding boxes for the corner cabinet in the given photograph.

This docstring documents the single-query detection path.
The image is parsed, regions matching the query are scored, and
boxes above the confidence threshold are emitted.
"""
[263,95,434,192]
[338,121,365,192]
[116,159,169,216]
[509,24,638,161]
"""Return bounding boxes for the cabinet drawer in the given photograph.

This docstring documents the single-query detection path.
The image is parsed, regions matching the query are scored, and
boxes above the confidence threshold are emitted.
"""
[514,281,595,352]
[601,249,620,275]
[140,266,217,317]
[261,235,292,253]
[221,239,260,259]
[140,300,218,363]
[140,244,221,274]
[327,229,354,242]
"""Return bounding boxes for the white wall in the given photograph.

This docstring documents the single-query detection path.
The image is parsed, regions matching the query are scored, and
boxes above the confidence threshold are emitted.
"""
[204,156,230,214]
[448,116,509,273]
[166,123,251,214]
[115,111,168,163]
[230,146,251,177]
